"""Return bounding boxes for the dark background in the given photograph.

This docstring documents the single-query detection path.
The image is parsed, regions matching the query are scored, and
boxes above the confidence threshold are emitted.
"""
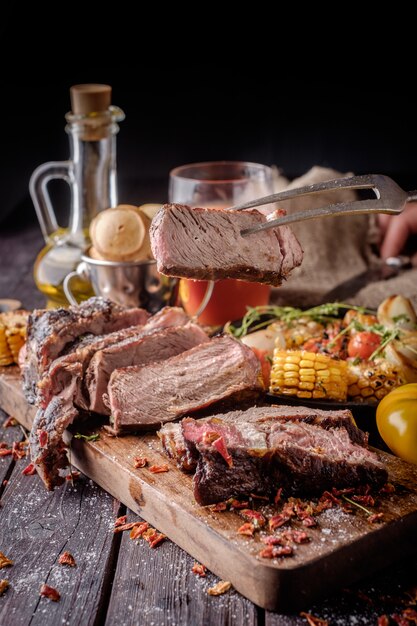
[1,66,417,233]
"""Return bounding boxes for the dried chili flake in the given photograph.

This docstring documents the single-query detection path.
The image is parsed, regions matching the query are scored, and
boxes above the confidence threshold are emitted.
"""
[148,532,166,549]
[210,502,227,512]
[12,441,27,460]
[392,614,410,626]
[283,529,310,544]
[191,562,207,577]
[0,442,7,448]
[239,509,266,528]
[207,580,232,596]
[37,430,48,448]
[133,456,148,468]
[149,464,169,473]
[402,608,417,623]
[380,482,396,494]
[353,494,375,507]
[229,499,249,510]
[3,417,17,428]
[269,514,291,531]
[130,522,149,540]
[249,493,269,501]
[0,579,9,595]
[40,583,60,602]
[377,616,390,626]
[302,515,317,528]
[261,535,285,546]
[114,521,142,534]
[0,552,13,569]
[237,523,255,536]
[114,515,127,528]
[22,463,36,475]
[58,551,76,567]
[368,512,384,524]
[300,612,328,626]
[66,471,80,481]
[0,449,12,457]
[2,480,7,487]
[274,487,283,505]
[259,544,293,559]
[322,490,340,505]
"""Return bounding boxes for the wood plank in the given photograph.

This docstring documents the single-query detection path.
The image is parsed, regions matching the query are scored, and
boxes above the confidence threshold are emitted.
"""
[105,510,258,626]
[0,440,120,626]
[2,367,417,612]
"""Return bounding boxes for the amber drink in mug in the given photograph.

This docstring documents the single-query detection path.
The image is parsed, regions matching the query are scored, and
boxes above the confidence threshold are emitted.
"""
[169,161,272,325]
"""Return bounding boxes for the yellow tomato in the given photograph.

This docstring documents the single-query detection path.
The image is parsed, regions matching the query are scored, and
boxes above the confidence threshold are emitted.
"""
[376,383,417,465]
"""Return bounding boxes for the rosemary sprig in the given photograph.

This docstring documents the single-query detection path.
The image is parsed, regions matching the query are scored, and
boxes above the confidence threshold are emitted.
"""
[74,433,100,442]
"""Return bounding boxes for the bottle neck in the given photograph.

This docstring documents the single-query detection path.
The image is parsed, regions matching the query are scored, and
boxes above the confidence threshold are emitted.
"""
[65,107,124,244]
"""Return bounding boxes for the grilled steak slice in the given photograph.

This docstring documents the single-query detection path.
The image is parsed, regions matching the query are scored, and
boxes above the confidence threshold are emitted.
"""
[150,204,303,286]
[23,297,149,404]
[87,322,209,415]
[106,336,263,434]
[159,405,387,505]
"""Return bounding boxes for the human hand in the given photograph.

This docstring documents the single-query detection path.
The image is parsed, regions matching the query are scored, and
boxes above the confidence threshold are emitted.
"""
[378,202,417,265]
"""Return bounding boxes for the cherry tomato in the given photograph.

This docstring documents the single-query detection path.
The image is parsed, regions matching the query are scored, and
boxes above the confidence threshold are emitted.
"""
[302,324,348,359]
[347,331,381,359]
[376,383,417,465]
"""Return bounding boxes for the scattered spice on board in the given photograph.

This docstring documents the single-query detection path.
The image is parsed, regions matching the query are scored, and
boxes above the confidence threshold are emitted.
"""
[210,502,227,512]
[237,522,255,536]
[22,463,36,475]
[114,515,127,528]
[2,480,7,486]
[300,612,329,626]
[58,551,76,567]
[143,528,166,548]
[0,449,12,457]
[149,464,169,474]
[191,562,207,578]
[0,579,9,595]
[114,521,142,534]
[239,509,265,528]
[259,545,293,559]
[207,580,232,596]
[130,522,149,540]
[40,584,60,602]
[3,417,17,428]
[0,552,13,569]
[133,456,148,468]
[12,441,27,460]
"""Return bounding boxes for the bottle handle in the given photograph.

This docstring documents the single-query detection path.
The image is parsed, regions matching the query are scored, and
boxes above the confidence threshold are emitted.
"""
[29,161,73,242]
[63,262,90,306]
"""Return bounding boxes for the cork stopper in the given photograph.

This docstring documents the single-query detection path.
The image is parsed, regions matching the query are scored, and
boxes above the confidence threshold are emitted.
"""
[70,84,111,115]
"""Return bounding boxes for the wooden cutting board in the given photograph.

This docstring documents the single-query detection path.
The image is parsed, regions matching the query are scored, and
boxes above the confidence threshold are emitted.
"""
[1,366,417,612]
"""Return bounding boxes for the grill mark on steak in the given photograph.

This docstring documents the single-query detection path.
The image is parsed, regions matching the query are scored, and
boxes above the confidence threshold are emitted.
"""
[23,297,149,404]
[159,405,387,505]
[106,336,263,435]
[150,204,303,286]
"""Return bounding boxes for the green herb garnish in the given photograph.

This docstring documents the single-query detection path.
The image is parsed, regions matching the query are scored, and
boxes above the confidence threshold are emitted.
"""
[74,433,100,442]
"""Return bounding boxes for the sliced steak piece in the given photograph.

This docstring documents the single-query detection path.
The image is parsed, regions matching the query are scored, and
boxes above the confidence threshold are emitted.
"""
[150,203,303,286]
[106,336,263,434]
[159,405,387,505]
[88,322,209,415]
[23,297,149,404]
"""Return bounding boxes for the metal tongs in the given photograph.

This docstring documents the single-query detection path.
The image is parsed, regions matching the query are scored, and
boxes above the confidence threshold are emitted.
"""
[228,174,417,236]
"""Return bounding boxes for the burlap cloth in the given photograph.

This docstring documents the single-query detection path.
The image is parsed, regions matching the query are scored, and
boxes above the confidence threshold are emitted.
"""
[270,166,417,310]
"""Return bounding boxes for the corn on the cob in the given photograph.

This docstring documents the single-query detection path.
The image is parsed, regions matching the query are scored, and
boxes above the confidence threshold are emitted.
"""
[270,349,348,401]
[0,311,29,367]
[347,360,405,403]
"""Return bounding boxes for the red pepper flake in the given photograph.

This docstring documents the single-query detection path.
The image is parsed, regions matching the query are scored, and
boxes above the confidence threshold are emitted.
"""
[332,486,355,497]
[133,456,148,468]
[148,532,166,549]
[300,612,328,626]
[210,502,227,512]
[353,494,375,507]
[380,482,396,494]
[229,499,249,510]
[0,552,13,568]
[249,493,269,501]
[259,544,293,559]
[12,441,27,460]
[58,551,76,567]
[130,522,149,540]
[261,535,285,546]
[207,580,232,596]
[0,442,7,448]
[377,616,390,626]
[402,608,417,623]
[269,514,291,531]
[302,515,317,528]
[3,417,17,428]
[37,429,48,448]
[237,522,255,536]
[22,463,36,475]
[283,529,310,544]
[40,583,60,602]
[368,513,384,524]
[114,521,143,534]
[239,509,266,528]
[392,614,410,626]
[0,579,9,595]
[149,464,169,474]
[0,449,12,457]
[212,435,233,468]
[2,480,7,487]
[114,515,127,528]
[191,562,207,577]
[274,487,283,505]
[65,471,80,481]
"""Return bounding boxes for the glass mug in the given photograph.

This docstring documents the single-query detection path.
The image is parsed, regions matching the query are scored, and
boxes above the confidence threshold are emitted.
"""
[169,161,273,325]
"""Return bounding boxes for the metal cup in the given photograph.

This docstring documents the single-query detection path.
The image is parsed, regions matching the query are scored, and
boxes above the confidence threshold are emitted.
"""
[63,254,178,313]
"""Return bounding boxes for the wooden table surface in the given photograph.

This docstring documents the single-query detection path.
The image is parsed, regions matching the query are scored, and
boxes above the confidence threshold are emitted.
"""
[1,219,417,626]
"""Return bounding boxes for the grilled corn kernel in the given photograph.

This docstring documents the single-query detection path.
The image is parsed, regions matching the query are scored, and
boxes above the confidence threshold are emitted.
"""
[0,311,29,367]
[270,350,348,401]
[347,361,405,403]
